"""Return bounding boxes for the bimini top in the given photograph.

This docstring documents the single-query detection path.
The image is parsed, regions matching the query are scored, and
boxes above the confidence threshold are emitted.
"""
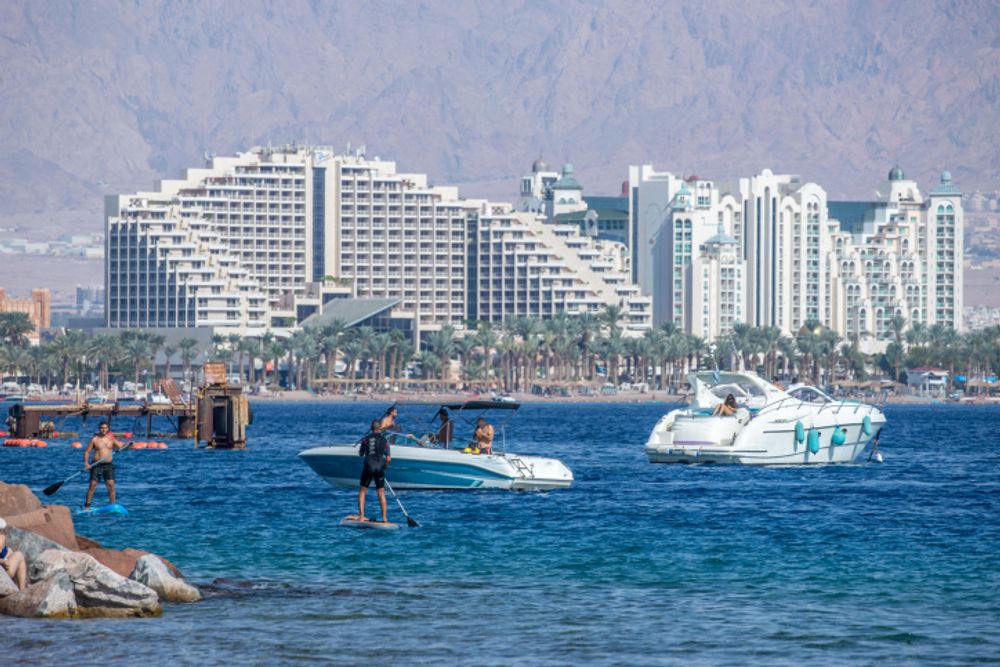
[404,400,521,411]
[688,371,788,410]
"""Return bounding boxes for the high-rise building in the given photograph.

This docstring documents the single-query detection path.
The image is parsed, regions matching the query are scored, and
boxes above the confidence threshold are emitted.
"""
[107,147,650,339]
[629,165,963,349]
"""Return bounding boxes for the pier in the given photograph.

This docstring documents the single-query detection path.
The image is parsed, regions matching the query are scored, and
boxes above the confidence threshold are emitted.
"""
[4,364,252,448]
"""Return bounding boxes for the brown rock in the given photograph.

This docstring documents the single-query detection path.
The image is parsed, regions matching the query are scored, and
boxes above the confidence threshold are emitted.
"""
[5,506,77,550]
[0,482,43,518]
[75,534,102,550]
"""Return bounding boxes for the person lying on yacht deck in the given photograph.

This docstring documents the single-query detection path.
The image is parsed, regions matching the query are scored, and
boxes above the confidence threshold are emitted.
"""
[711,394,739,417]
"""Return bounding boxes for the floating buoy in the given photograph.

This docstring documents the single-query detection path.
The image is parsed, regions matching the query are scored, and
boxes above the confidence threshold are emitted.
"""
[807,429,821,454]
[794,421,806,443]
[159,442,169,449]
[71,441,82,449]
[134,442,147,450]
[123,432,133,439]
[862,416,873,436]
[35,440,47,448]
[831,427,847,446]
[51,431,60,439]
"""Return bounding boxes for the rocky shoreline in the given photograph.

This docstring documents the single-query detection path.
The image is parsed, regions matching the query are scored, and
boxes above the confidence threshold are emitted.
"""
[0,481,200,618]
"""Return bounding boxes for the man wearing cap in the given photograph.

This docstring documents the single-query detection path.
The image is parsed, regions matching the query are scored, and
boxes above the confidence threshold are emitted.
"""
[0,518,27,590]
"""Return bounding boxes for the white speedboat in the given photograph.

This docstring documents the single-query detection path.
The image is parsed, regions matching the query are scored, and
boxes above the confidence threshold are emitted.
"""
[299,401,574,491]
[645,372,886,465]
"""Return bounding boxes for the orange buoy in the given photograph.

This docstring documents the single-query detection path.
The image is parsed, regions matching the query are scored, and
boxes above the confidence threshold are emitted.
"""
[135,442,148,449]
[123,432,133,439]
[71,441,83,449]
[36,441,47,448]
[159,442,168,449]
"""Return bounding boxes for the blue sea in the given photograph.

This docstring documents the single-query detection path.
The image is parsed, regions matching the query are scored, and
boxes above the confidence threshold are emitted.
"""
[1,401,998,665]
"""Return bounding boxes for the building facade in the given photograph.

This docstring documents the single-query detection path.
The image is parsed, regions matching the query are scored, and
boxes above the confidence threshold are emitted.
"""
[629,165,963,348]
[107,147,651,338]
[0,288,51,342]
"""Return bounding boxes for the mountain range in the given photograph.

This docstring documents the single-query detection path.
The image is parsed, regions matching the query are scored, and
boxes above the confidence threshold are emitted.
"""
[1,0,998,241]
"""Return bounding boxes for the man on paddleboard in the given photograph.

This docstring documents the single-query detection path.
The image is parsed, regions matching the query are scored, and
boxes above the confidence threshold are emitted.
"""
[358,419,391,522]
[83,421,126,510]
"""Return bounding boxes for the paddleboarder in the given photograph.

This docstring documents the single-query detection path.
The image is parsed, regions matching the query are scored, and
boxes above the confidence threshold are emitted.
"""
[83,421,126,510]
[358,419,391,523]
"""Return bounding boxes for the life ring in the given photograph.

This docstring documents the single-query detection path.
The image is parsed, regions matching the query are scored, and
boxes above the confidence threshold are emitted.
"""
[794,421,806,443]
[807,429,821,454]
[862,415,873,436]
[831,427,847,446]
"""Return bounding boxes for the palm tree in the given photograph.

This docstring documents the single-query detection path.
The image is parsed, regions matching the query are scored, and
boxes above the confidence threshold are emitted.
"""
[368,333,392,385]
[0,312,35,347]
[475,323,498,387]
[238,337,259,385]
[319,320,347,383]
[88,334,121,391]
[340,340,364,392]
[121,331,152,385]
[162,345,177,380]
[177,337,199,387]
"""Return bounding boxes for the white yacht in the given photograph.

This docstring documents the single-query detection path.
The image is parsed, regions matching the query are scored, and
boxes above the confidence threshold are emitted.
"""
[645,372,886,465]
[300,401,574,491]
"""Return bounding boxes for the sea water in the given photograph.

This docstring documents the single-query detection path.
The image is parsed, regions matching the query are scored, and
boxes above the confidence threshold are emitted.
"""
[1,401,998,665]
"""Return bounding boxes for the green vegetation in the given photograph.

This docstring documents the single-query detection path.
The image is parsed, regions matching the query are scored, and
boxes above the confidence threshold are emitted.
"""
[1,312,998,393]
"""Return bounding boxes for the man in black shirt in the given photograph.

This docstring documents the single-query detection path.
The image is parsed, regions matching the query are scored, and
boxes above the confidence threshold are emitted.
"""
[358,418,391,522]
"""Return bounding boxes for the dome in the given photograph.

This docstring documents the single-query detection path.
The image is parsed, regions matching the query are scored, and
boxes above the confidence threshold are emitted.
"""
[531,156,548,173]
[940,170,952,183]
[888,165,905,181]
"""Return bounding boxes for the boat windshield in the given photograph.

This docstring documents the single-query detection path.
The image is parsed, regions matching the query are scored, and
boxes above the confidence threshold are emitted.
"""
[787,385,833,404]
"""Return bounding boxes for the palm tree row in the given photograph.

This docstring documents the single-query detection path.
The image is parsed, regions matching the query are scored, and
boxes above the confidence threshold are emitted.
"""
[2,309,998,394]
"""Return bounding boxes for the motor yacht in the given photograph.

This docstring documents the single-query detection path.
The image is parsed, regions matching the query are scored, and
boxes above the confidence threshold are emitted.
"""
[299,400,573,490]
[645,371,886,465]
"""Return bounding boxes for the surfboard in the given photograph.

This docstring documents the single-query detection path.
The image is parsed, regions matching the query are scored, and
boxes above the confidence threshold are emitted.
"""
[340,515,400,530]
[75,503,129,517]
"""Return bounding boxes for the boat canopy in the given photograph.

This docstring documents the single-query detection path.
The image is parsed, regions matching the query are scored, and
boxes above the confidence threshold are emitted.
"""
[688,371,787,410]
[404,400,520,411]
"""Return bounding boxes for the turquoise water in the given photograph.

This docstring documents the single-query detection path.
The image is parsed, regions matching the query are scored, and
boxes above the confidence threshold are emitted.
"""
[1,402,999,665]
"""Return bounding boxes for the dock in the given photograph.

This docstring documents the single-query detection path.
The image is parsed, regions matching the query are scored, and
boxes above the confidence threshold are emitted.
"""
[4,364,252,448]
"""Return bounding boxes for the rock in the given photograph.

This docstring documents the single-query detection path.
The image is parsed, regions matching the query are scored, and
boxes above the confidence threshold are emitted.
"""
[131,554,202,603]
[0,568,17,597]
[4,505,77,549]
[4,525,68,562]
[81,547,145,578]
[0,481,43,517]
[75,534,102,550]
[31,549,160,617]
[0,570,76,618]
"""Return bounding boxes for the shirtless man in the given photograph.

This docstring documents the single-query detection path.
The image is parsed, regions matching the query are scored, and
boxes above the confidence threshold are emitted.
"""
[83,421,127,509]
[472,417,494,455]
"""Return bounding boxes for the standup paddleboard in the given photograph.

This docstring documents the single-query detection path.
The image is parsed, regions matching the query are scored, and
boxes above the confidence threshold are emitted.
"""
[340,515,400,530]
[75,503,129,517]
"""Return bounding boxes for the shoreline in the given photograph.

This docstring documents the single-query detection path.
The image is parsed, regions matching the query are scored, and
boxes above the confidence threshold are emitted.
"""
[244,390,996,406]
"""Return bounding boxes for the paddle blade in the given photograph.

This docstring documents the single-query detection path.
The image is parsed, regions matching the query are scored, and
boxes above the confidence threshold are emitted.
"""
[42,480,64,496]
[406,516,420,528]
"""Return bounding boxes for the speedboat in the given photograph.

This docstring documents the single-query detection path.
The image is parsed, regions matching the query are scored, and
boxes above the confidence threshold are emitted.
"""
[299,400,574,490]
[645,371,886,465]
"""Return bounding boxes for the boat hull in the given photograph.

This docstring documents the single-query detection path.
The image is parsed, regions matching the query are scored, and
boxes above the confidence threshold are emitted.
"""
[299,444,573,491]
[646,407,886,465]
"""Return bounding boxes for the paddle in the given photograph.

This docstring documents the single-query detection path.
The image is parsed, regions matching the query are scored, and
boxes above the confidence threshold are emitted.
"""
[42,442,133,496]
[385,480,420,528]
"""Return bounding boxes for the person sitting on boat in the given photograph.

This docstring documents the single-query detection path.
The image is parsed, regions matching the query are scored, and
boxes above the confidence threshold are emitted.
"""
[712,394,739,417]
[357,419,391,523]
[464,417,494,455]
[432,408,455,449]
[379,405,399,433]
[0,517,27,590]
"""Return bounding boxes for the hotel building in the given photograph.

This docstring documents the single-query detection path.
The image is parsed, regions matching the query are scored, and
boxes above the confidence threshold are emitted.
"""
[628,165,963,349]
[106,147,650,339]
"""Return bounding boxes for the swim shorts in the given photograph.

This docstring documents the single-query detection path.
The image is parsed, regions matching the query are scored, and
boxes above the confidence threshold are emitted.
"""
[359,466,385,489]
[89,462,115,482]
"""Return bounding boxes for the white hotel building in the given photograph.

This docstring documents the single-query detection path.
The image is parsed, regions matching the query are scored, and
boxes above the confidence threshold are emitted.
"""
[106,146,650,339]
[628,165,963,350]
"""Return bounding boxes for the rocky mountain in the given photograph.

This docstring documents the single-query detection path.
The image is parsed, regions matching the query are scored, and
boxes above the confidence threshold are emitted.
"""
[1,0,998,234]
